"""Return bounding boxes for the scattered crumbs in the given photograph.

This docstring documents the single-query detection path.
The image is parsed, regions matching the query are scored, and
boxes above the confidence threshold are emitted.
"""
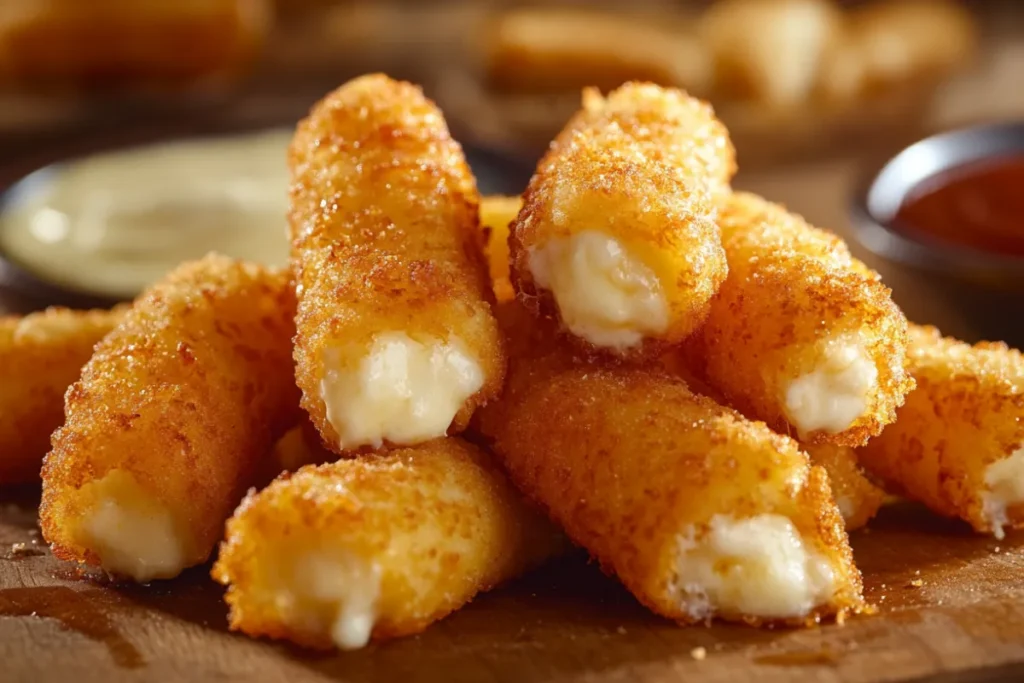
[909,579,924,588]
[690,647,707,661]
[914,570,921,576]
[835,611,847,626]
[616,626,627,635]
[995,547,1002,553]
[11,542,27,555]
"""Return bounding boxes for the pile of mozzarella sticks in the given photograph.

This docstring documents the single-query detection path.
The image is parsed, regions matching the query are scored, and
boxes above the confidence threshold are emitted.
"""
[2,74,1022,651]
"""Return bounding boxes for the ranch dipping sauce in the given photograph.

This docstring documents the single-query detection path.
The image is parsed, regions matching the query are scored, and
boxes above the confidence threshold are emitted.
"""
[0,129,292,300]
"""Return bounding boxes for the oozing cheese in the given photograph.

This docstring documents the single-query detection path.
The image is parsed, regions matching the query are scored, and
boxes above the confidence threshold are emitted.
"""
[76,470,186,582]
[983,446,1024,540]
[320,332,484,450]
[528,231,668,350]
[673,514,836,620]
[784,334,879,436]
[291,551,383,651]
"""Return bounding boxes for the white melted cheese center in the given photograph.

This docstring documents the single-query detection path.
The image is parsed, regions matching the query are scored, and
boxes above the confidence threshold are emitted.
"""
[983,446,1024,540]
[784,334,879,436]
[528,231,668,350]
[292,552,383,651]
[77,470,186,582]
[320,332,484,451]
[674,514,836,620]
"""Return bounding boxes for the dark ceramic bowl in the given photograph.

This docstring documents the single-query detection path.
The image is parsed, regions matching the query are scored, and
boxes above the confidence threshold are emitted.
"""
[850,122,1024,345]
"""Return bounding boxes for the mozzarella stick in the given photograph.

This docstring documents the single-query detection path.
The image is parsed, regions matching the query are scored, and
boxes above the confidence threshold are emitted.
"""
[0,306,125,484]
[508,83,731,359]
[40,255,300,582]
[804,444,884,531]
[289,74,505,454]
[212,437,563,650]
[690,192,913,447]
[480,194,522,304]
[479,361,863,626]
[858,325,1024,538]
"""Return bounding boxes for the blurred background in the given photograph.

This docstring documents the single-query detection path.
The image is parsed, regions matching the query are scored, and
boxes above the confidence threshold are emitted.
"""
[0,0,1021,339]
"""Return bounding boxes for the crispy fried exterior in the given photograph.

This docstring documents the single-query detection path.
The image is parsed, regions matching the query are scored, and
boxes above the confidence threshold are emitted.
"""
[508,82,731,359]
[289,74,505,453]
[212,438,563,649]
[803,443,884,531]
[479,365,863,626]
[40,254,301,576]
[688,191,913,446]
[857,325,1024,535]
[480,194,522,304]
[0,305,125,483]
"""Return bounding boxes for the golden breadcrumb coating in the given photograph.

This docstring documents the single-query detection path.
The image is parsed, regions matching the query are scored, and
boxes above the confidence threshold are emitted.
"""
[479,194,522,304]
[289,73,505,454]
[803,443,884,531]
[212,438,563,650]
[508,82,731,359]
[858,325,1024,537]
[0,305,125,483]
[689,191,913,447]
[479,364,864,626]
[40,254,301,581]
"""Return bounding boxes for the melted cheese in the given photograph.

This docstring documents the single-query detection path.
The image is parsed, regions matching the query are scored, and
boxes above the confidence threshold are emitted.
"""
[784,334,879,436]
[293,551,383,651]
[673,514,836,619]
[528,231,668,350]
[983,446,1024,539]
[320,332,484,450]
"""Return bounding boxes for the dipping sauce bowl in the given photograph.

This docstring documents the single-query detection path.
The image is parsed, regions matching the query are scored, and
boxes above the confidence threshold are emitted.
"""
[852,122,1024,345]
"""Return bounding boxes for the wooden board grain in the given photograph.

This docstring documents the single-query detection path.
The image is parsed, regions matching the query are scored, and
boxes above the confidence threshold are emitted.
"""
[3,485,1024,683]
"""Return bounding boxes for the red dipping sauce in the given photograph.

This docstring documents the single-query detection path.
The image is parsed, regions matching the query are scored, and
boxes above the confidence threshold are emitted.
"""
[893,156,1024,258]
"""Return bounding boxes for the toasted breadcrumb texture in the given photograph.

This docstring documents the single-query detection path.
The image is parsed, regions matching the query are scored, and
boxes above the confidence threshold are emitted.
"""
[289,74,505,454]
[858,325,1024,536]
[804,443,884,531]
[481,362,864,626]
[509,82,730,359]
[40,254,301,579]
[0,305,126,483]
[690,191,913,447]
[212,438,563,649]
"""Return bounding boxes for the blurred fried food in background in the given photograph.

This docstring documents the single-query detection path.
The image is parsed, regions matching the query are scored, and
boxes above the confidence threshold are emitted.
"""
[0,0,271,91]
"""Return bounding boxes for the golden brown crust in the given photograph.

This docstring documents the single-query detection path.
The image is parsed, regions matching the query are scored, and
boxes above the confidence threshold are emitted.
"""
[481,364,864,626]
[212,438,563,649]
[0,305,125,483]
[690,192,913,446]
[803,443,885,531]
[479,194,522,304]
[289,73,505,454]
[508,82,732,359]
[857,325,1024,534]
[40,254,301,574]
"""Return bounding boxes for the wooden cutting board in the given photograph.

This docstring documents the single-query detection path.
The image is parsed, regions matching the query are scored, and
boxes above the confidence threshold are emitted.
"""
[3,486,1024,683]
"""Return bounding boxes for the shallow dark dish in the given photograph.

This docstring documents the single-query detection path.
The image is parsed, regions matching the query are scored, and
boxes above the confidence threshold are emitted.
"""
[851,121,1024,345]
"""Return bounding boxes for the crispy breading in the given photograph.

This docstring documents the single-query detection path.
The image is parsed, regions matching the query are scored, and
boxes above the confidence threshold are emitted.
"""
[507,82,731,359]
[479,194,522,304]
[858,325,1024,537]
[688,191,913,446]
[803,443,884,531]
[289,73,505,454]
[212,437,563,650]
[40,254,300,582]
[0,305,125,483]
[479,363,864,626]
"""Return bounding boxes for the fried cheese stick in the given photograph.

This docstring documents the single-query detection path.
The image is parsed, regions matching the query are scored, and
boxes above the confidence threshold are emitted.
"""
[213,437,563,650]
[40,255,300,582]
[804,444,884,531]
[289,74,505,454]
[0,306,124,484]
[690,192,912,447]
[508,83,732,358]
[479,363,864,625]
[858,325,1024,538]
